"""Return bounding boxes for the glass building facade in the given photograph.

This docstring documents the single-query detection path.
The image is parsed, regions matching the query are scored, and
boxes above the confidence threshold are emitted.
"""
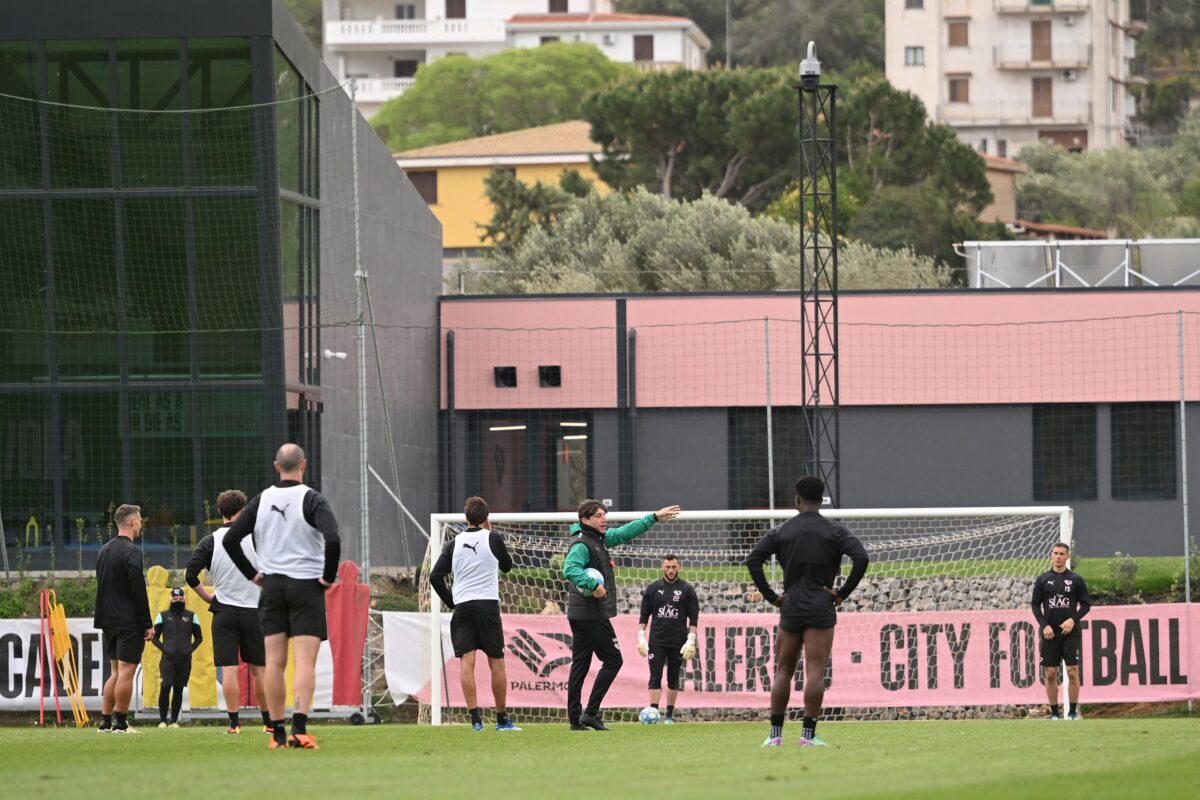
[0,35,320,566]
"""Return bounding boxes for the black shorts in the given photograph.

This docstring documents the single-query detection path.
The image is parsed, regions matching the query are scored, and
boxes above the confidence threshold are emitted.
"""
[1040,634,1082,667]
[103,629,146,664]
[647,644,682,691]
[779,614,835,634]
[212,609,266,667]
[160,657,192,686]
[259,574,327,640]
[450,602,505,659]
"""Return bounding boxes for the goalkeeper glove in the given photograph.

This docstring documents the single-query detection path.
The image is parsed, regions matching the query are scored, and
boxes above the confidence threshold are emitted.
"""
[637,630,648,657]
[680,633,697,662]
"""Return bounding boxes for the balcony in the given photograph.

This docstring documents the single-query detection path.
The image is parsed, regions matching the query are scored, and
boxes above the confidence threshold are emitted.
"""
[1124,58,1150,85]
[995,42,1091,70]
[347,77,417,104]
[937,99,1091,126]
[325,19,507,48]
[993,0,1089,13]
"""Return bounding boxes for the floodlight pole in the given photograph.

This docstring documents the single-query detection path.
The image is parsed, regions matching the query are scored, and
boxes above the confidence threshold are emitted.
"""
[350,79,374,720]
[798,42,840,506]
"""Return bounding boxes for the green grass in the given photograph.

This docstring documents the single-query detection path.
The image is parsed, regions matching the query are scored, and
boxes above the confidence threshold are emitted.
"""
[1075,557,1182,595]
[2,718,1197,799]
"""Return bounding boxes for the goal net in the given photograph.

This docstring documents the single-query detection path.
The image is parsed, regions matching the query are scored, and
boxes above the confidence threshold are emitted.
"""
[418,506,1072,724]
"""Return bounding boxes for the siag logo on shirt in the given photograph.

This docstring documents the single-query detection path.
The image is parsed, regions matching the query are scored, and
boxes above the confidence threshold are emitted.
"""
[657,606,680,619]
[1047,595,1072,609]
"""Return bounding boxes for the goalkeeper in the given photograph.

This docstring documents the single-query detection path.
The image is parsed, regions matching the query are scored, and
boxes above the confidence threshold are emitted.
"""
[637,555,699,724]
[746,475,869,747]
[563,499,681,731]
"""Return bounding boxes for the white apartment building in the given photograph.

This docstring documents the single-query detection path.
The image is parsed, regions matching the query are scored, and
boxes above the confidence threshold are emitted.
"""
[323,1,711,118]
[886,0,1148,156]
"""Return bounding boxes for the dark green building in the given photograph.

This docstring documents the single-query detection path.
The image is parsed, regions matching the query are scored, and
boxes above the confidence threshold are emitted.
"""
[0,0,441,570]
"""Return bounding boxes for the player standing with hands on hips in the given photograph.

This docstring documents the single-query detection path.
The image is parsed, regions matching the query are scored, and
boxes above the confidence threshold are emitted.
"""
[223,443,340,750]
[746,476,869,747]
[563,500,681,731]
[1031,541,1091,720]
[637,555,699,724]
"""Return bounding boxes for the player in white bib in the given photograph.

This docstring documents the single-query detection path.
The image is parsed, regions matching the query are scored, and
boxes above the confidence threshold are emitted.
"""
[430,496,519,731]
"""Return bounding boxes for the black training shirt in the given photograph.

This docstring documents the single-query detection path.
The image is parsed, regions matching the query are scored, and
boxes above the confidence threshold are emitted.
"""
[638,577,699,648]
[745,511,869,615]
[1031,568,1091,634]
[94,535,152,631]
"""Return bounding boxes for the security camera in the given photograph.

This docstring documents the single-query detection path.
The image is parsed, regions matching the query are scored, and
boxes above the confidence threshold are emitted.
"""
[799,40,821,93]
[324,349,348,360]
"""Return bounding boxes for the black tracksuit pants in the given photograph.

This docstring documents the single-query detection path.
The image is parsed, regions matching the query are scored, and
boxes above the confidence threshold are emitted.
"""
[567,617,623,722]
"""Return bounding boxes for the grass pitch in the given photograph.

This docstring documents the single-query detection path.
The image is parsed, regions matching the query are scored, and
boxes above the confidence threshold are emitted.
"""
[1,717,1197,799]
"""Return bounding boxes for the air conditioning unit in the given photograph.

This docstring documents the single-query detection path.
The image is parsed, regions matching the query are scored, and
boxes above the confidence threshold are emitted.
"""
[1061,69,1078,81]
[602,33,615,46]
[1061,14,1075,26]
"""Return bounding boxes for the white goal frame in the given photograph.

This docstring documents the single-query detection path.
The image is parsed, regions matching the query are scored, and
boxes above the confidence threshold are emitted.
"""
[426,506,1073,725]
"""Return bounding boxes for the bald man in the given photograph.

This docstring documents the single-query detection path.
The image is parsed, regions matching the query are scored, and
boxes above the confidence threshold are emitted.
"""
[223,443,340,750]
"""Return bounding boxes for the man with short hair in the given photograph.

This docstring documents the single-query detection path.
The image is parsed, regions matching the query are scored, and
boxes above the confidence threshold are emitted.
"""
[563,499,681,731]
[637,554,699,724]
[94,504,153,733]
[430,496,519,731]
[223,444,340,750]
[151,587,202,728]
[1031,541,1091,720]
[186,489,272,735]
[746,476,869,747]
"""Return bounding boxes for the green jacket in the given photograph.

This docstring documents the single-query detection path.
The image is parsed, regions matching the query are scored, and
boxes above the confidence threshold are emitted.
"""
[563,513,658,593]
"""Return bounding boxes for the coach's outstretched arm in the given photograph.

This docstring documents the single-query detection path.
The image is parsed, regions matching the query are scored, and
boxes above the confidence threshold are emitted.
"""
[603,505,682,547]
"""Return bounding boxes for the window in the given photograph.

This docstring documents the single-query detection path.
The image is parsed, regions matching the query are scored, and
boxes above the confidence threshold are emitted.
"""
[393,60,417,78]
[634,35,654,62]
[549,0,568,11]
[905,0,923,7]
[1032,405,1097,500]
[493,366,517,388]
[948,76,970,103]
[1032,76,1053,118]
[904,46,925,66]
[464,413,592,512]
[1031,20,1051,61]
[408,170,437,204]
[979,138,988,154]
[446,0,466,19]
[728,408,808,509]
[948,20,969,48]
[1112,404,1176,500]
[539,36,561,45]
[997,139,1008,158]
[395,4,416,18]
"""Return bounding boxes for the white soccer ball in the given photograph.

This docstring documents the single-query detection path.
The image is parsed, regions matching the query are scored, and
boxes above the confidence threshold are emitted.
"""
[639,706,660,725]
[579,567,605,593]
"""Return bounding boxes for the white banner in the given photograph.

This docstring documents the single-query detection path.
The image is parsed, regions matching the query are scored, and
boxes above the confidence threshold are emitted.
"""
[383,612,448,706]
[0,618,335,712]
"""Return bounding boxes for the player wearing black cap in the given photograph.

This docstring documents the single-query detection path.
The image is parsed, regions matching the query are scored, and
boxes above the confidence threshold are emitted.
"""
[151,587,202,727]
[746,475,869,747]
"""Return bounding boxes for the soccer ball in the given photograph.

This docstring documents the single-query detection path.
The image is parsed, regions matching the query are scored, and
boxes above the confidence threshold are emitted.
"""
[579,567,605,593]
[639,706,660,725]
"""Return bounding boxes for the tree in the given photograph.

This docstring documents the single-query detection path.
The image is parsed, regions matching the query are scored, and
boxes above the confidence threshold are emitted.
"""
[731,0,883,72]
[472,188,952,294]
[281,0,322,50]
[372,44,630,152]
[848,185,1004,273]
[584,67,796,208]
[617,0,885,69]
[479,168,595,253]
[1136,76,1196,132]
[1015,137,1195,237]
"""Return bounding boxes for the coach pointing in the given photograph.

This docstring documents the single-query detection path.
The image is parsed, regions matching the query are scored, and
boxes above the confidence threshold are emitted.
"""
[563,499,681,731]
[223,443,340,750]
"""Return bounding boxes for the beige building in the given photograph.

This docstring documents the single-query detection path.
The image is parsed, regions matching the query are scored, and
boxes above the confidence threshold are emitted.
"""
[979,153,1027,222]
[886,0,1148,157]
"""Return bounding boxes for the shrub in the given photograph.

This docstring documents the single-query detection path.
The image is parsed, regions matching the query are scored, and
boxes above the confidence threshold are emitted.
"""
[1107,551,1138,598]
[1170,538,1200,602]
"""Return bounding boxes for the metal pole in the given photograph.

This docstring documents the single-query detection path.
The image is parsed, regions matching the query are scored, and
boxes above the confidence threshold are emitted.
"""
[429,514,444,725]
[350,79,373,718]
[0,502,9,580]
[1179,311,1193,716]
[765,317,775,510]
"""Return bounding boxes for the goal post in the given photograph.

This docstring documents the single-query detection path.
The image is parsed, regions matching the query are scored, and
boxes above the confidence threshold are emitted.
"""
[422,506,1073,725]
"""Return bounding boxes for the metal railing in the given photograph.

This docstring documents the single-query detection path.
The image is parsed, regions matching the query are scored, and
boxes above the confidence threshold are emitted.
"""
[961,239,1200,288]
[994,42,1092,69]
[937,99,1091,125]
[325,18,507,46]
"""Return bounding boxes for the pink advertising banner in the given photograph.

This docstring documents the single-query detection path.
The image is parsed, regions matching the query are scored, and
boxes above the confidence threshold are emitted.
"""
[397,604,1200,709]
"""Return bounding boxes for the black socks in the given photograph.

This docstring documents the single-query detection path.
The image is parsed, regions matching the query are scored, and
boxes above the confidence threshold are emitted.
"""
[802,716,817,741]
[292,712,308,735]
[229,711,240,728]
[470,708,482,725]
[769,713,784,741]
